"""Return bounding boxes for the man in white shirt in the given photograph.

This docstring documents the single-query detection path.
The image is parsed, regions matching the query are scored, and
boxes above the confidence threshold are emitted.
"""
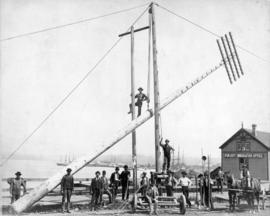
[179,171,192,207]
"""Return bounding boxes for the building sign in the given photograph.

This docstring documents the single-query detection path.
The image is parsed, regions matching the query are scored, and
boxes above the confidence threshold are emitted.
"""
[224,153,263,158]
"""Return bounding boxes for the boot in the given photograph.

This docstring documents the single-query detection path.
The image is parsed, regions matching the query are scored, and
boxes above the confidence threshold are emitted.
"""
[67,202,71,213]
[61,202,65,213]
[153,202,158,215]
[149,203,153,215]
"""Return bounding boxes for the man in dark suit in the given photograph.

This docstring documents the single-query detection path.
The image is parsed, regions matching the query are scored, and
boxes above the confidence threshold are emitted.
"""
[159,138,175,173]
[110,167,120,201]
[61,168,74,213]
[120,165,130,200]
[90,171,102,211]
[128,87,149,117]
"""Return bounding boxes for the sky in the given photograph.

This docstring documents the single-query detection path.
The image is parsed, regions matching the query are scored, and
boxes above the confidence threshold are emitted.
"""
[0,0,270,166]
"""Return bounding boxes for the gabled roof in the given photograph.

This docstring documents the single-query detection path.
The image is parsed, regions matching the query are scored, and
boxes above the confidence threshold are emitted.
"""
[246,129,270,149]
[219,128,270,150]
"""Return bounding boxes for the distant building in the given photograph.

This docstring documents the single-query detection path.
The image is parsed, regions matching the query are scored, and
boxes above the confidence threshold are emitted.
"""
[219,124,270,180]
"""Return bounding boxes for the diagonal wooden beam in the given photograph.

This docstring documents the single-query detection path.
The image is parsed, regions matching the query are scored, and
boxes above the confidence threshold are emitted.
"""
[12,61,224,213]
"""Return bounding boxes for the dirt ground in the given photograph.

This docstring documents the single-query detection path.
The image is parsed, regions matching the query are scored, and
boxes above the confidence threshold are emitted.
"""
[2,192,270,215]
[21,208,270,216]
[4,201,269,216]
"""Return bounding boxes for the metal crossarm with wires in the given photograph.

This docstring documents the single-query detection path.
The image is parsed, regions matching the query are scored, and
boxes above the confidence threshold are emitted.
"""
[217,32,244,84]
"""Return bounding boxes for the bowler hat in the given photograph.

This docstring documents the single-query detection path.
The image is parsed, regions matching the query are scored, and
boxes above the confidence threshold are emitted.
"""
[181,171,187,175]
[66,168,72,172]
[96,171,100,174]
[138,87,143,91]
[15,171,21,176]
[124,165,128,169]
[165,139,169,143]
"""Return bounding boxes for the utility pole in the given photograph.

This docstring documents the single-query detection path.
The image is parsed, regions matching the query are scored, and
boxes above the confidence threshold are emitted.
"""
[130,26,137,190]
[118,16,150,196]
[150,3,161,172]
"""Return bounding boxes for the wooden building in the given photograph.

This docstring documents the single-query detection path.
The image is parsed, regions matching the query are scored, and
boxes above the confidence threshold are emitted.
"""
[219,124,270,180]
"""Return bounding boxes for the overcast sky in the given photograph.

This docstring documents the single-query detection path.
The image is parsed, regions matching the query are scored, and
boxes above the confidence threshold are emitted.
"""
[1,0,270,165]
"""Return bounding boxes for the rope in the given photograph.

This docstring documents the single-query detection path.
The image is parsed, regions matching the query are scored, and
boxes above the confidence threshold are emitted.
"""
[0,3,149,42]
[147,12,152,109]
[0,4,151,166]
[157,4,270,64]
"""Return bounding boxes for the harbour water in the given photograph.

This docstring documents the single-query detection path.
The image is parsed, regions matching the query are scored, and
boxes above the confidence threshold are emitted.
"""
[0,158,153,180]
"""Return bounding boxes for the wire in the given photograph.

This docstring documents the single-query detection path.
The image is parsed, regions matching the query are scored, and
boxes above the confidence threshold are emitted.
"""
[0,4,150,166]
[0,3,149,42]
[157,4,270,64]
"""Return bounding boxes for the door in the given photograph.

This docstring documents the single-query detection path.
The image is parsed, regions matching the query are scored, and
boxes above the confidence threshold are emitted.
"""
[239,157,249,170]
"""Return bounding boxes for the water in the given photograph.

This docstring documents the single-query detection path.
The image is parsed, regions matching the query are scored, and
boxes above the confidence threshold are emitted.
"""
[1,159,154,180]
[1,159,116,179]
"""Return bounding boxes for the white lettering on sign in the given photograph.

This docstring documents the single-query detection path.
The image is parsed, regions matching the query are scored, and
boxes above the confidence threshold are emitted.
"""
[224,153,263,158]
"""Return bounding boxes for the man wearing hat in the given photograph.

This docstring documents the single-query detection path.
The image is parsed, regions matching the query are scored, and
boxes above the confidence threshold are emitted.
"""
[202,171,214,210]
[100,170,112,205]
[165,171,177,196]
[140,172,149,197]
[8,171,26,203]
[120,165,130,200]
[179,171,192,207]
[159,138,175,173]
[110,167,120,201]
[90,171,102,211]
[61,168,74,213]
[146,182,159,215]
[128,87,149,117]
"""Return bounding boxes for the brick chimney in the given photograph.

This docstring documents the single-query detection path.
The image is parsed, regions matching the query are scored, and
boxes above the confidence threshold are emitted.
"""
[252,124,257,136]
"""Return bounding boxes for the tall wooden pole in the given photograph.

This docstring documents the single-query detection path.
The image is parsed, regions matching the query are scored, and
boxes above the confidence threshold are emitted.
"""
[150,3,161,172]
[208,154,211,210]
[130,26,137,191]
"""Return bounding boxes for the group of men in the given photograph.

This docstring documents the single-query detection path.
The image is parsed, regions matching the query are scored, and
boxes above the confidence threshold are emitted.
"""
[60,165,131,212]
[140,170,193,214]
[198,171,214,210]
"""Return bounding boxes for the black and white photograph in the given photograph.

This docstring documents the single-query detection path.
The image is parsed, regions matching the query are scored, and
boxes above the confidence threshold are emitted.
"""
[1,0,270,215]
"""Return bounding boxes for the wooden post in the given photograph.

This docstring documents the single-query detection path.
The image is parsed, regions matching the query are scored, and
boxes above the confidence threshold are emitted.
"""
[195,175,198,206]
[12,61,224,213]
[208,154,211,210]
[130,26,137,191]
[150,3,161,173]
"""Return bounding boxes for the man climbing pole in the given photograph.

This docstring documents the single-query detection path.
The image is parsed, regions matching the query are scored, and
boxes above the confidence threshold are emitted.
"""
[128,87,149,117]
[159,138,175,173]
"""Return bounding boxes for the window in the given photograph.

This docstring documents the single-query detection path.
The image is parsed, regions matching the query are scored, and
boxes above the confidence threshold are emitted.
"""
[237,142,250,152]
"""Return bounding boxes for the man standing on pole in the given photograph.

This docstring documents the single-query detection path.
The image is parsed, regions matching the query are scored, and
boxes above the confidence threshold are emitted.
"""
[159,138,175,173]
[128,87,149,117]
